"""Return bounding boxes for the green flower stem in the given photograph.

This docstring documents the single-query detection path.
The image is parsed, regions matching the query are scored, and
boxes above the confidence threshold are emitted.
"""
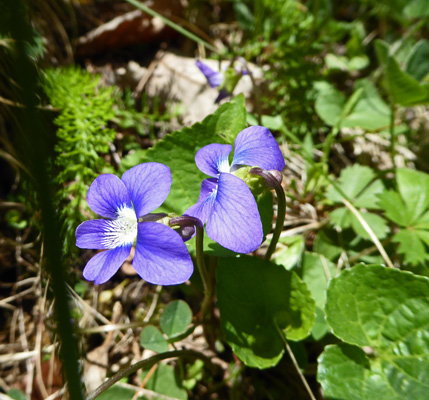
[250,168,286,261]
[169,217,211,319]
[86,350,215,400]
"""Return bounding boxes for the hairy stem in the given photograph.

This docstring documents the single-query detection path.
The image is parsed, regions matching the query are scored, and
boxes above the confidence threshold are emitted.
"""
[250,168,286,261]
[169,217,212,320]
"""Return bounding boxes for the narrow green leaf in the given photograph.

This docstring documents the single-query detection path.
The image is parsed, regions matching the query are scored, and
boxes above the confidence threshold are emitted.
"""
[160,300,193,338]
[140,325,169,353]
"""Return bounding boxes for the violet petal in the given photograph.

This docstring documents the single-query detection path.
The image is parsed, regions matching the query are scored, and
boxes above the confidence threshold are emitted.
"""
[87,174,131,219]
[184,178,218,224]
[133,222,194,285]
[121,163,171,218]
[196,60,223,88]
[195,144,232,177]
[232,126,285,172]
[206,173,263,253]
[83,244,132,284]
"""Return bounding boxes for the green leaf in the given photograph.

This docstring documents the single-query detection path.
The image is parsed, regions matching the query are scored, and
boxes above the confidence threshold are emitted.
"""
[315,87,345,126]
[318,344,371,400]
[273,235,305,270]
[385,56,429,106]
[295,252,338,339]
[296,252,337,309]
[96,385,135,400]
[404,0,429,18]
[7,389,27,400]
[160,300,193,338]
[377,189,409,226]
[354,179,385,209]
[406,40,429,81]
[140,325,169,353]
[313,228,344,261]
[318,343,404,400]
[341,79,391,131]
[141,95,247,215]
[217,256,315,369]
[375,39,390,67]
[392,229,429,265]
[311,307,330,340]
[257,190,274,238]
[350,211,389,240]
[397,168,429,224]
[348,55,369,71]
[330,207,352,229]
[141,364,188,400]
[326,264,429,348]
[326,164,380,205]
[319,264,429,400]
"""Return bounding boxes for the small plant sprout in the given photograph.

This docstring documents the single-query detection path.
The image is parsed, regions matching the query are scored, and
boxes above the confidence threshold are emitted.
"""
[75,163,193,285]
[185,126,285,253]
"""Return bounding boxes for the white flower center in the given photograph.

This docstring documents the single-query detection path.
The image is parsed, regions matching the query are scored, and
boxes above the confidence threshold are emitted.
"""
[218,158,231,174]
[102,206,138,248]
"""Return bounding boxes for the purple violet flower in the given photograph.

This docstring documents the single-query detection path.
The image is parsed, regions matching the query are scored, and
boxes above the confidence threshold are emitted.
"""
[184,126,285,253]
[196,60,224,88]
[75,163,193,285]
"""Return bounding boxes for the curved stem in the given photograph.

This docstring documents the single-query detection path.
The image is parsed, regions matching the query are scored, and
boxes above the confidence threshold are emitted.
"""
[169,217,212,320]
[86,350,214,400]
[250,168,286,261]
[274,322,317,400]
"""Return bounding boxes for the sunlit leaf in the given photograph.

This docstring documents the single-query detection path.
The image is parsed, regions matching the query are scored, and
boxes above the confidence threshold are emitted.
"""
[319,264,429,400]
[217,256,315,369]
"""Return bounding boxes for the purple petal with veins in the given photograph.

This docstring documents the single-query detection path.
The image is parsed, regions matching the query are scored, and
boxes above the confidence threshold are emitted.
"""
[133,222,193,285]
[195,144,232,177]
[206,173,263,253]
[232,126,285,172]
